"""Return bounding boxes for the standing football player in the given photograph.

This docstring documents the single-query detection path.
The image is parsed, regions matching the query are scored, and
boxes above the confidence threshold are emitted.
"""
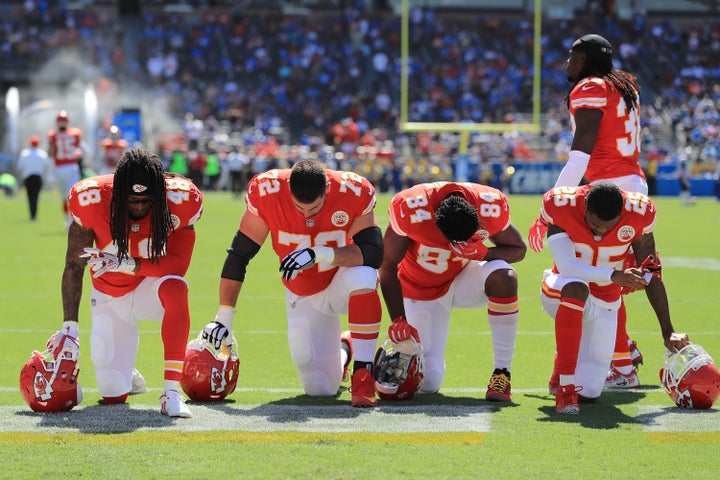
[527,34,647,389]
[379,181,526,401]
[203,160,383,407]
[99,125,129,175]
[539,182,688,413]
[48,110,84,227]
[48,148,203,417]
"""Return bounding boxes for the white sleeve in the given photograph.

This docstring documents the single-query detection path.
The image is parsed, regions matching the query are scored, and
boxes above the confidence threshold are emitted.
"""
[554,150,590,187]
[547,232,615,283]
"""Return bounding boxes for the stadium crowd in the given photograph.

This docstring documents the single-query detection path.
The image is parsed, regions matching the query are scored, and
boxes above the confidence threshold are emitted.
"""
[1,1,719,193]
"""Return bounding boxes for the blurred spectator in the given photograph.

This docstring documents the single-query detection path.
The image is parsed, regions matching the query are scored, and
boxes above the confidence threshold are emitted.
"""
[16,135,52,221]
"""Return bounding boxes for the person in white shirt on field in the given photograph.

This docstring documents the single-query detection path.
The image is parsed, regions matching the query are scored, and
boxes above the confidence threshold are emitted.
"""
[16,135,51,221]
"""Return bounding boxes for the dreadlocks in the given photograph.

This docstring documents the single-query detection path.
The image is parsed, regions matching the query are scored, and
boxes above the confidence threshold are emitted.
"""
[565,33,640,113]
[435,194,480,242]
[111,148,174,262]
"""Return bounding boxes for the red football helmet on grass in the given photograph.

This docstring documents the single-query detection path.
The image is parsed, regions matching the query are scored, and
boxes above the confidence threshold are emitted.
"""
[20,336,82,413]
[181,334,239,401]
[660,343,720,410]
[373,337,424,401]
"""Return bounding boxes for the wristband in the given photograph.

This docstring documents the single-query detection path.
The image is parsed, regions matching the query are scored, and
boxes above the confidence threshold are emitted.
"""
[312,246,335,265]
[216,305,235,329]
[62,321,79,338]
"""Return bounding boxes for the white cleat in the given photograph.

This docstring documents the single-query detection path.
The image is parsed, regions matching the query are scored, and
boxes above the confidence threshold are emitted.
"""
[604,367,640,389]
[130,368,147,395]
[160,389,192,418]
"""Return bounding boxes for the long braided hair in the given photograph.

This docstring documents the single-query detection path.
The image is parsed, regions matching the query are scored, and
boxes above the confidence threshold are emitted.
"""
[566,34,640,113]
[111,148,173,263]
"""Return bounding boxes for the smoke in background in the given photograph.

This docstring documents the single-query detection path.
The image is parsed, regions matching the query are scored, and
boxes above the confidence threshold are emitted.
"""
[10,49,180,170]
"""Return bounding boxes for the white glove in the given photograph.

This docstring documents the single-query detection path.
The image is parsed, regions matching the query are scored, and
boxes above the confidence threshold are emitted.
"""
[279,246,334,281]
[46,321,80,359]
[202,306,234,349]
[81,247,136,278]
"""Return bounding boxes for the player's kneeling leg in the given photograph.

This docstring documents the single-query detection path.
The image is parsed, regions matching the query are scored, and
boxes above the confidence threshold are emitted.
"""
[91,331,132,403]
[288,320,339,396]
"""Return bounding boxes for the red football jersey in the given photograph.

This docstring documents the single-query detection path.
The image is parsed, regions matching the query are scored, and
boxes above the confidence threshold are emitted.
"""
[68,174,203,297]
[101,138,129,170]
[388,182,511,301]
[569,77,644,181]
[540,185,656,303]
[246,168,377,296]
[48,128,83,167]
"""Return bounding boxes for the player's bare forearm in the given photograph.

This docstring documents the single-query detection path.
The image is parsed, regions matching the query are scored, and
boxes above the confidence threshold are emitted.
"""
[62,222,94,323]
[61,265,85,323]
[631,232,656,265]
[219,277,244,308]
[379,263,405,320]
[329,243,365,267]
[378,227,410,320]
[487,224,527,264]
[644,279,674,339]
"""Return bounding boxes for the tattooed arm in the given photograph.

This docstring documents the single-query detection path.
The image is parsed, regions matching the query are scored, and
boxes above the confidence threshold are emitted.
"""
[62,222,95,324]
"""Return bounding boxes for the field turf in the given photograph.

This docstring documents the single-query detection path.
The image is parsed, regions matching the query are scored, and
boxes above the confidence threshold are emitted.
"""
[1,189,719,479]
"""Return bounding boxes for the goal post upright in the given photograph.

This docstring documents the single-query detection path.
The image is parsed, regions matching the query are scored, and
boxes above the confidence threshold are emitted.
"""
[399,0,543,180]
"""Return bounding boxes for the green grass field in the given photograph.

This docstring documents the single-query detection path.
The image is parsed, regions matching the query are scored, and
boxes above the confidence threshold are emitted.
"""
[1,188,719,479]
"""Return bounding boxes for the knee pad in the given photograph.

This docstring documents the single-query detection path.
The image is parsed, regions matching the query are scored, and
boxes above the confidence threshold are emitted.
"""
[90,332,114,367]
[344,266,379,292]
[300,371,337,397]
[288,323,313,368]
[96,369,131,398]
[417,356,445,394]
[574,301,617,398]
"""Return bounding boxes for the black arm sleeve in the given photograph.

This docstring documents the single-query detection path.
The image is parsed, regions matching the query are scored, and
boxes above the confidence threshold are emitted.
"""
[352,226,384,269]
[221,230,261,282]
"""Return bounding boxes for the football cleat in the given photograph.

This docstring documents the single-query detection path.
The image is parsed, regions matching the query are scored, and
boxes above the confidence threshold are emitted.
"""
[485,368,512,402]
[629,340,643,367]
[20,337,82,413]
[341,330,353,383]
[604,367,640,389]
[660,343,720,410]
[160,389,192,418]
[555,384,581,414]
[374,337,424,401]
[349,368,377,408]
[548,371,559,396]
[130,368,146,395]
[180,333,239,401]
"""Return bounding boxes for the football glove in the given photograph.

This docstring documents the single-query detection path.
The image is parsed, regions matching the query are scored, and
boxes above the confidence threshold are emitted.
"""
[279,246,334,281]
[46,321,80,359]
[202,306,234,350]
[527,216,549,253]
[640,253,662,282]
[81,247,136,278]
[388,316,420,343]
[449,236,488,261]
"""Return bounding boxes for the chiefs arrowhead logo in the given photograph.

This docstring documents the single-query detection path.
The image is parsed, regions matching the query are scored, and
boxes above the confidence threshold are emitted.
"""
[34,372,54,401]
[617,225,635,243]
[210,366,227,394]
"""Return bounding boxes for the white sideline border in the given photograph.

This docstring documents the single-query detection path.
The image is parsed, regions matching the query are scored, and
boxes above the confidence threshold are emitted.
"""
[0,404,493,434]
